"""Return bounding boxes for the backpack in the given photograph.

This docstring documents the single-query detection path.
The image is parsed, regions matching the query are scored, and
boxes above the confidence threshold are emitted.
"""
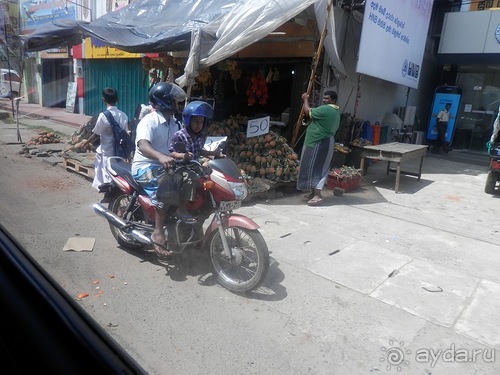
[102,110,135,159]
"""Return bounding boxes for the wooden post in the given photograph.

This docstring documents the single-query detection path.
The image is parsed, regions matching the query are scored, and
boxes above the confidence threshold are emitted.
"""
[291,0,334,147]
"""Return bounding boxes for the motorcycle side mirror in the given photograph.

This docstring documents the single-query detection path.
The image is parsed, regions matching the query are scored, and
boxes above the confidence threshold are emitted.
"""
[173,142,187,153]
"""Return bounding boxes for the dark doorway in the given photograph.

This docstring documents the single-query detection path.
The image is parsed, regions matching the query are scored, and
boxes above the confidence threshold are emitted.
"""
[41,59,72,108]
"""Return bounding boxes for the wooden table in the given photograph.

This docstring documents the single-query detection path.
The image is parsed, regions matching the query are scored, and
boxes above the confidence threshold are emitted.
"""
[359,142,428,193]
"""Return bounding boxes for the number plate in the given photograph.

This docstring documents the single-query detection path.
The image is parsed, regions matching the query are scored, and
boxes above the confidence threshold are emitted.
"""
[219,200,241,211]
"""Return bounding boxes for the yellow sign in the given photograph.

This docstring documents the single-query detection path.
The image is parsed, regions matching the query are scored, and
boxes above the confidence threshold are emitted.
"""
[83,38,142,59]
[467,1,500,11]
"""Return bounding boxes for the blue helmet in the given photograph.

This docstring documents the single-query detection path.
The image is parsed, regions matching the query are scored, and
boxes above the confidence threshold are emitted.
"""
[182,101,214,130]
[148,82,187,111]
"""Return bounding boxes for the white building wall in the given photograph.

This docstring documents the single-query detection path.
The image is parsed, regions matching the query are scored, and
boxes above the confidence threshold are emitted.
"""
[439,10,500,54]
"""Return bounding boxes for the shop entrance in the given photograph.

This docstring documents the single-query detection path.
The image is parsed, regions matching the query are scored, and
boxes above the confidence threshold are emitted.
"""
[41,59,72,108]
[454,67,500,153]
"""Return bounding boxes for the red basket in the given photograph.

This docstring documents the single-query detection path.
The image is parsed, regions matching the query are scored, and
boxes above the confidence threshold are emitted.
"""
[326,173,361,192]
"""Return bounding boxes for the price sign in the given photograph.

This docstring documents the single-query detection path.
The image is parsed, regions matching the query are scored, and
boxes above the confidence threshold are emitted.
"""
[246,116,270,138]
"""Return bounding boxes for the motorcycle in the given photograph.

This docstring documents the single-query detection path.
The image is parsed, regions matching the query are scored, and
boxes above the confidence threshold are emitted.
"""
[485,142,500,194]
[92,146,269,293]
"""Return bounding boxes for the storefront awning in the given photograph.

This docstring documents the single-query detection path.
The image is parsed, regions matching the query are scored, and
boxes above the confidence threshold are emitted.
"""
[21,0,346,85]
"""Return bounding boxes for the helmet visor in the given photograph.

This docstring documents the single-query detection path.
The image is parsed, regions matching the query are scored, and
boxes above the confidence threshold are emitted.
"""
[170,84,188,102]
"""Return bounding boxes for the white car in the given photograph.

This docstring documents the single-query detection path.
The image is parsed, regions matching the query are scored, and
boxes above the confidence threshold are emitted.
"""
[0,69,21,99]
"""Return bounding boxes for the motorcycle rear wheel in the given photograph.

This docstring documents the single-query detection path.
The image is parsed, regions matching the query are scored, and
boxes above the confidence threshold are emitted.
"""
[485,171,498,194]
[209,227,269,293]
[108,194,149,250]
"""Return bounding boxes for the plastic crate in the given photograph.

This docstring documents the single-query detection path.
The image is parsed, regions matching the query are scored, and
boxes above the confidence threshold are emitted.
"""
[371,125,381,145]
[326,174,361,192]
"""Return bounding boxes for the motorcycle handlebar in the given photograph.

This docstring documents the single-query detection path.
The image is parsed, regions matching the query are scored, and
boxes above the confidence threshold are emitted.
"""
[173,159,201,167]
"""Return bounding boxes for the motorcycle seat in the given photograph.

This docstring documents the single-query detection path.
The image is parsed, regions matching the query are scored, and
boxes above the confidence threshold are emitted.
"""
[112,161,148,196]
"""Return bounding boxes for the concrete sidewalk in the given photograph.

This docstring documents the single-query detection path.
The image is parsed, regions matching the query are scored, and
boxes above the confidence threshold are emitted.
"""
[1,99,499,374]
[0,99,92,129]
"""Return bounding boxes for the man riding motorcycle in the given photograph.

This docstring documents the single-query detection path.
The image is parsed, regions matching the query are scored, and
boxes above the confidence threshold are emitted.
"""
[131,82,189,257]
[93,86,270,291]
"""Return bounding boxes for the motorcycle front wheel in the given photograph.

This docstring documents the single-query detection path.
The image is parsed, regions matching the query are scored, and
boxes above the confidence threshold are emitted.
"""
[209,227,269,293]
[108,194,149,250]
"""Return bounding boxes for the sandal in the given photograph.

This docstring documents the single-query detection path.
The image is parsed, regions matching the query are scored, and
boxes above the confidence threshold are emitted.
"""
[303,192,314,200]
[151,241,173,258]
[307,196,323,206]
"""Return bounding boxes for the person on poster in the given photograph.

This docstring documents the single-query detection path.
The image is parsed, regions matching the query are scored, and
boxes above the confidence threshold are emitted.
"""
[432,102,452,154]
[296,90,340,206]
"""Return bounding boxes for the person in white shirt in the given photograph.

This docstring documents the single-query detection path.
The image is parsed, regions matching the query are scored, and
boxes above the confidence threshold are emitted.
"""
[131,82,191,258]
[81,87,129,191]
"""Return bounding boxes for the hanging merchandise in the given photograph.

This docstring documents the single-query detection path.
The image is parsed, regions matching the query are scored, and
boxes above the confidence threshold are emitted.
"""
[265,68,274,83]
[226,60,242,93]
[272,67,280,82]
[192,68,213,98]
[246,71,269,106]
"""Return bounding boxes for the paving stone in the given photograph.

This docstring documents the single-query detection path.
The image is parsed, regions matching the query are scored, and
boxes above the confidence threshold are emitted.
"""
[307,241,412,293]
[41,156,65,166]
[455,279,500,349]
[268,225,357,268]
[250,212,312,242]
[37,143,66,152]
[371,259,479,327]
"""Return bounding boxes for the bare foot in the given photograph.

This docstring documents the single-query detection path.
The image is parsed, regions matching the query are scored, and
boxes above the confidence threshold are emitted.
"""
[150,234,173,257]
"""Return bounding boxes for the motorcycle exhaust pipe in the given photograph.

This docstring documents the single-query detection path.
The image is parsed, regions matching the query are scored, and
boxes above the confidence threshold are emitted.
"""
[93,203,128,228]
[129,229,151,245]
[92,204,151,245]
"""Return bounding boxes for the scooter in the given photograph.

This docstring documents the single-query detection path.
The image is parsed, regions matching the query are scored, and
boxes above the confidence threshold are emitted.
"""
[92,148,269,293]
[485,142,500,194]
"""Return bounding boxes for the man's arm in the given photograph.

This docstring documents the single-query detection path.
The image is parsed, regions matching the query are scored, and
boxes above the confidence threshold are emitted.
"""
[302,93,312,117]
[77,132,99,151]
[137,139,174,168]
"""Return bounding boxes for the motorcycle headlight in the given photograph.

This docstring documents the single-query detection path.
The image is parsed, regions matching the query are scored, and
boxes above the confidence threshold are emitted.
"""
[228,181,248,200]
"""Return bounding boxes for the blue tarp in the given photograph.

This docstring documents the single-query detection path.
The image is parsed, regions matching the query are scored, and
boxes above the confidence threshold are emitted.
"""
[21,0,346,86]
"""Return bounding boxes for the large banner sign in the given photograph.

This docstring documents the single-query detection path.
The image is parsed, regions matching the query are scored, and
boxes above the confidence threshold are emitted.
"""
[357,0,434,89]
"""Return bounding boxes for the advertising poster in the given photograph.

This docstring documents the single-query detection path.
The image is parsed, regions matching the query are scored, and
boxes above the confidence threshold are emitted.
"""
[357,0,434,89]
[426,86,462,143]
[1,1,19,45]
[20,0,75,33]
[0,1,22,71]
